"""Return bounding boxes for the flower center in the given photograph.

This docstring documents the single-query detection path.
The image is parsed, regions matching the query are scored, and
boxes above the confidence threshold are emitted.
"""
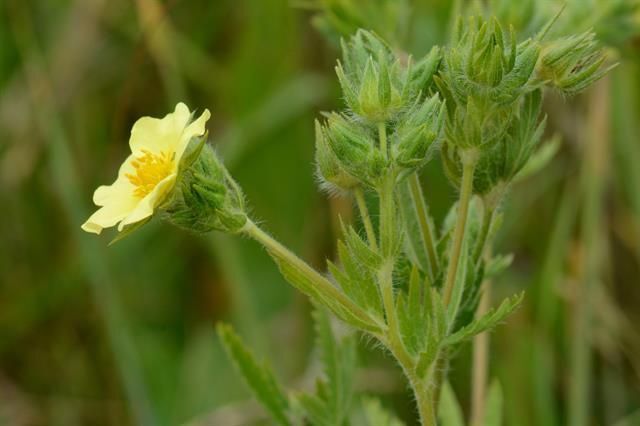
[126,150,175,198]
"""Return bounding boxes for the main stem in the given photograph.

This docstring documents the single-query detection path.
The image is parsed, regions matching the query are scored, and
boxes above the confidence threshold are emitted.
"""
[376,124,435,426]
[470,283,491,426]
[408,173,439,279]
[443,154,477,306]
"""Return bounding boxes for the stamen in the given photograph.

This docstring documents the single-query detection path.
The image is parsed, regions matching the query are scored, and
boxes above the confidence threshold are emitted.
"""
[126,149,174,198]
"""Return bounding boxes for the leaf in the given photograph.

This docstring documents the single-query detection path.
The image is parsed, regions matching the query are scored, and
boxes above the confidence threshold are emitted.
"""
[443,292,525,346]
[314,309,356,423]
[296,309,357,426]
[361,396,405,426]
[397,178,432,273]
[446,237,469,328]
[514,134,561,182]
[438,382,464,426]
[397,265,431,356]
[269,251,381,333]
[415,289,446,377]
[216,323,291,426]
[484,380,504,426]
[485,253,513,278]
[328,225,383,319]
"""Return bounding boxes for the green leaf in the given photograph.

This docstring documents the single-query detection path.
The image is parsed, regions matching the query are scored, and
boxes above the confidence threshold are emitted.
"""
[485,253,514,278]
[269,250,381,333]
[397,265,432,356]
[438,382,464,426]
[446,237,469,328]
[216,324,290,426]
[514,134,561,182]
[484,380,504,426]
[397,178,433,273]
[443,292,525,346]
[296,309,357,426]
[361,396,405,426]
[328,225,383,319]
[314,309,356,423]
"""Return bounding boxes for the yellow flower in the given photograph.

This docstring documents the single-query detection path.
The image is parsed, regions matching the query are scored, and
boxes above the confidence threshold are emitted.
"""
[82,102,211,235]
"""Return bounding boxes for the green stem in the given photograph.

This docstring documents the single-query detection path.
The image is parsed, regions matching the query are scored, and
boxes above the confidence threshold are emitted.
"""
[408,173,439,279]
[443,154,477,307]
[411,378,437,426]
[242,219,379,331]
[354,186,378,252]
[470,283,491,426]
[472,197,495,264]
[375,123,435,425]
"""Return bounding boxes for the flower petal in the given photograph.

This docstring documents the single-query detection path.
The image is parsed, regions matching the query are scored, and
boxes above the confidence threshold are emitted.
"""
[118,173,177,230]
[175,108,211,161]
[129,102,192,154]
[81,195,138,234]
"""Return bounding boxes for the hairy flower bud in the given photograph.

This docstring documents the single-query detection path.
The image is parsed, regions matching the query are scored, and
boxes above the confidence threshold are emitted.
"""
[393,94,446,170]
[315,120,360,192]
[539,31,612,96]
[160,140,247,234]
[337,30,440,122]
[441,17,540,108]
[442,89,546,194]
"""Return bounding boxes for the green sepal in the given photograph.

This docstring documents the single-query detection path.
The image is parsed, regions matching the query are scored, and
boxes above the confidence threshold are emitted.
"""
[108,217,152,246]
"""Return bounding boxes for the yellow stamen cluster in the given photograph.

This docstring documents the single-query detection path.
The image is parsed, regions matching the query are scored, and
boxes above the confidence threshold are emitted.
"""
[126,150,175,198]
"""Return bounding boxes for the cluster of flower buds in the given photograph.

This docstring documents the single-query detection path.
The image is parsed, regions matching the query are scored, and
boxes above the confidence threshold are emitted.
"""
[437,17,540,152]
[539,30,613,96]
[160,138,247,234]
[316,30,444,191]
[440,15,611,197]
[459,89,546,195]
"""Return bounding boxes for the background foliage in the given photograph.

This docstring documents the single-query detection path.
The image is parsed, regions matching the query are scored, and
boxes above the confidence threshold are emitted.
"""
[1,0,640,425]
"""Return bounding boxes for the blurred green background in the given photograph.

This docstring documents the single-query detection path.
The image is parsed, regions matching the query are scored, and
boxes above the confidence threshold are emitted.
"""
[1,0,640,425]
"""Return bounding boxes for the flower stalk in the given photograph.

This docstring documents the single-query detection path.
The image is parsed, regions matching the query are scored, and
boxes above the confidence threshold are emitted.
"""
[443,151,477,307]
[408,172,439,279]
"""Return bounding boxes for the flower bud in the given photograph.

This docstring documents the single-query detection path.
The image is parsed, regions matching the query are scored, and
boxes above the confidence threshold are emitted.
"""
[336,30,440,122]
[442,89,546,194]
[441,17,540,108]
[539,31,612,96]
[393,94,446,169]
[160,140,247,234]
[314,120,360,192]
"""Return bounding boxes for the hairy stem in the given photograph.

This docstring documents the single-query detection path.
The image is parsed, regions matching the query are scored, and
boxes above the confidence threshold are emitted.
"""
[412,378,437,426]
[375,124,435,425]
[408,172,439,279]
[472,197,495,264]
[242,219,379,330]
[470,283,491,426]
[354,186,378,252]
[443,154,477,306]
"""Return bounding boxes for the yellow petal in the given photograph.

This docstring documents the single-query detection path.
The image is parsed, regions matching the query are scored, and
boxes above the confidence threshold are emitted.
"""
[118,173,177,230]
[175,108,211,161]
[81,195,138,234]
[129,102,192,154]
